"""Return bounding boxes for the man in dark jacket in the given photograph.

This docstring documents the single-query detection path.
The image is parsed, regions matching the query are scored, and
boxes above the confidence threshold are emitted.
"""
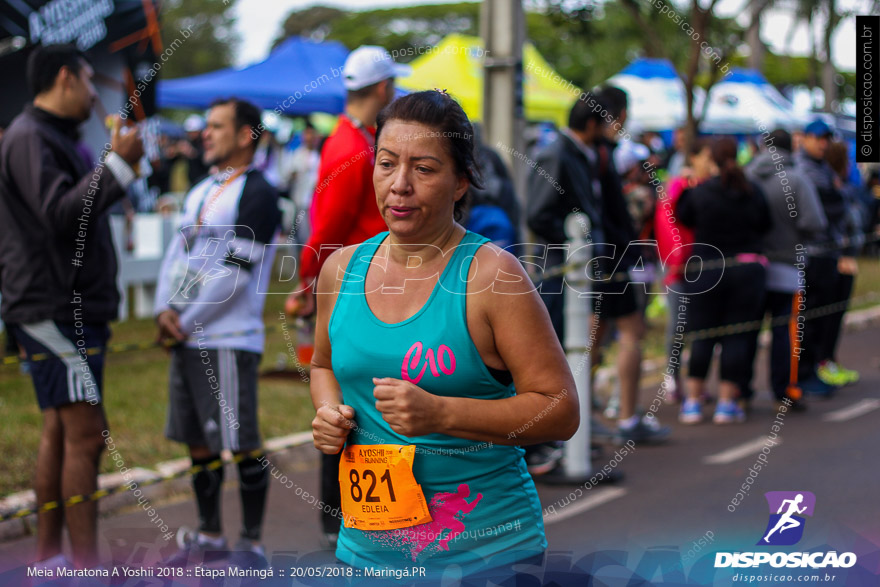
[528,92,668,447]
[795,119,859,394]
[0,45,143,570]
[592,87,667,443]
[746,129,827,408]
[527,97,604,343]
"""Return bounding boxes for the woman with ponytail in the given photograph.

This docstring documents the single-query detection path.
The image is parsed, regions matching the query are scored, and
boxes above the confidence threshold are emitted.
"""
[675,137,773,424]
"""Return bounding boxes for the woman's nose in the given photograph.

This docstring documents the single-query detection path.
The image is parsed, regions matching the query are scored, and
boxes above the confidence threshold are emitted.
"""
[390,166,412,195]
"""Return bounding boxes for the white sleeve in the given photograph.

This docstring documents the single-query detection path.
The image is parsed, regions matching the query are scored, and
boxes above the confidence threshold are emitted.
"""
[105,152,137,189]
[154,230,186,317]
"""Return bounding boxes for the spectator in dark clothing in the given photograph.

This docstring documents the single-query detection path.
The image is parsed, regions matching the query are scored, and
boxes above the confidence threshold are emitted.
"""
[527,98,605,344]
[529,90,669,445]
[463,124,520,250]
[589,87,668,443]
[183,114,210,187]
[525,96,604,473]
[147,134,178,195]
[677,137,772,425]
[795,120,860,393]
[813,140,865,386]
[0,44,143,570]
[654,138,715,404]
[745,129,827,410]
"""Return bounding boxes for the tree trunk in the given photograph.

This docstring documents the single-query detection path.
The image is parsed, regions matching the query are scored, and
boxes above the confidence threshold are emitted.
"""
[747,0,770,71]
[821,0,838,112]
[808,18,820,109]
[681,1,712,154]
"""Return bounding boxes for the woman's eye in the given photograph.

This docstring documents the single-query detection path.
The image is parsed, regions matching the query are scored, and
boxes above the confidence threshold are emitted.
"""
[379,161,393,169]
[417,166,432,173]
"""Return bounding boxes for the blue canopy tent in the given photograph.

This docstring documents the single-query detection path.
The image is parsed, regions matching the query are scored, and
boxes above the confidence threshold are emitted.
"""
[157,37,350,114]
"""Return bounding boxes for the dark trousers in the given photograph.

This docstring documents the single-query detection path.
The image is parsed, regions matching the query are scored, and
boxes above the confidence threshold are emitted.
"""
[821,273,854,361]
[767,291,801,400]
[799,257,851,378]
[741,290,803,401]
[321,452,341,534]
[686,263,766,385]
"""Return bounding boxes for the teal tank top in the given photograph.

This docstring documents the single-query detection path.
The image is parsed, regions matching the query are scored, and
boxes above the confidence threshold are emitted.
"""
[329,230,546,575]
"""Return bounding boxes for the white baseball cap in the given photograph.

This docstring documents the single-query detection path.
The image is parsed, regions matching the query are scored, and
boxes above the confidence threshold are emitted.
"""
[342,45,412,91]
[183,114,205,132]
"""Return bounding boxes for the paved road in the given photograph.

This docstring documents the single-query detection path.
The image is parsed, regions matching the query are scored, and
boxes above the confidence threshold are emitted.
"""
[1,326,878,586]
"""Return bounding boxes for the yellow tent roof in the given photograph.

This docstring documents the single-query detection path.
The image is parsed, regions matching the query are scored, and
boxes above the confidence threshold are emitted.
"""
[397,33,579,127]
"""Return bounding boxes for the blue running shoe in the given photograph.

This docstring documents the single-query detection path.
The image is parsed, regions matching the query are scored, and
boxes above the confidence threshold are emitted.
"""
[713,401,746,424]
[679,400,702,424]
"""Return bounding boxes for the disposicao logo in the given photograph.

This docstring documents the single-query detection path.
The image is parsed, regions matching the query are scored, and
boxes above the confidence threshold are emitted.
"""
[715,491,857,570]
[759,491,815,546]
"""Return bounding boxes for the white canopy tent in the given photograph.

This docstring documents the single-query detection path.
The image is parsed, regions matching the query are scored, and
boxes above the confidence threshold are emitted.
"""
[701,69,806,133]
[606,61,804,135]
[606,58,697,133]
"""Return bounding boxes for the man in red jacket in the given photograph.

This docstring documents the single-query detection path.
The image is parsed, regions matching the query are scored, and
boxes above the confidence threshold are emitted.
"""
[286,45,408,545]
[287,46,409,316]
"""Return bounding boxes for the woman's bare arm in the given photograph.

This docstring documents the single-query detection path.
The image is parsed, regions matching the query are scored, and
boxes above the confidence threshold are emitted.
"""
[372,246,580,445]
[310,246,358,454]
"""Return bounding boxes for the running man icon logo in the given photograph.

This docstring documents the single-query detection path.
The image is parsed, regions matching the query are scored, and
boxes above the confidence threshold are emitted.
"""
[758,491,816,546]
[169,226,254,305]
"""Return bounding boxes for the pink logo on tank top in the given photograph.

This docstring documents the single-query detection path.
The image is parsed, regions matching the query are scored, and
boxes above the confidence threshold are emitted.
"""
[401,342,456,384]
[366,483,483,561]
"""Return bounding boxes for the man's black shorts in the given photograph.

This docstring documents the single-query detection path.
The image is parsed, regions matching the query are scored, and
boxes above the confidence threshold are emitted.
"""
[165,347,261,453]
[588,280,642,319]
[10,321,110,409]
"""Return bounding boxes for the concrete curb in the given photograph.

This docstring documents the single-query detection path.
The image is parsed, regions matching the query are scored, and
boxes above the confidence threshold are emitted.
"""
[0,434,317,543]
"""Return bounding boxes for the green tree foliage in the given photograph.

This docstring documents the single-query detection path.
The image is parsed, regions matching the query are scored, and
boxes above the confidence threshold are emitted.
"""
[272,1,848,93]
[159,0,239,79]
[275,3,479,61]
[526,0,710,91]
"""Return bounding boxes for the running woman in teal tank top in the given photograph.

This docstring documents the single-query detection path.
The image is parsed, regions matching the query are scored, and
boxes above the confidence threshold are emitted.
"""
[309,90,579,581]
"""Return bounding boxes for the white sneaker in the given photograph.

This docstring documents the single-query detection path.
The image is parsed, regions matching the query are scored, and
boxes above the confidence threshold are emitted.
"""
[33,553,72,568]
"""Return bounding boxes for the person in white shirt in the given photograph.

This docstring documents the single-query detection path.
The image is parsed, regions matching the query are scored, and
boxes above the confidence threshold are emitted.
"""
[154,97,280,570]
[283,122,322,242]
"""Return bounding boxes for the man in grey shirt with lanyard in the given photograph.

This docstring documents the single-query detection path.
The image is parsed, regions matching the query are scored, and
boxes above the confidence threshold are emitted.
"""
[155,97,280,570]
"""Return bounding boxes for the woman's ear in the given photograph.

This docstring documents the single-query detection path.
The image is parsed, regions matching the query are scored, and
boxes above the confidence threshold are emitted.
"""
[453,175,469,202]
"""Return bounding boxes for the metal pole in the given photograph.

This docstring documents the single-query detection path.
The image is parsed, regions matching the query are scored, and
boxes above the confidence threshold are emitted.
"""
[480,0,527,241]
[539,213,623,485]
[562,213,592,478]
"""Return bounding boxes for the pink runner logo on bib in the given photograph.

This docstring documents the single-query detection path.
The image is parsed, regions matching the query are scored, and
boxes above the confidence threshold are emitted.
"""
[401,342,456,384]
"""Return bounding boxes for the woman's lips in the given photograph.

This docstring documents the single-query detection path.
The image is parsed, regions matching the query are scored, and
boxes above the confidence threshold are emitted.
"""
[389,206,415,218]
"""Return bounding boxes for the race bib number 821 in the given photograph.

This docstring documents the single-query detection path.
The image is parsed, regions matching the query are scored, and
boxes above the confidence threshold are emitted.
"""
[339,444,432,531]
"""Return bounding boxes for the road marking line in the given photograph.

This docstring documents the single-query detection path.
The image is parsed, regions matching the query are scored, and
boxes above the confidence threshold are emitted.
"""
[822,398,880,422]
[543,487,628,525]
[703,436,781,465]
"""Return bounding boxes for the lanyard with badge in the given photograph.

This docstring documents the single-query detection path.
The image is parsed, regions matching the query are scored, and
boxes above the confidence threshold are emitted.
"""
[339,444,432,531]
[168,167,247,307]
[192,166,248,231]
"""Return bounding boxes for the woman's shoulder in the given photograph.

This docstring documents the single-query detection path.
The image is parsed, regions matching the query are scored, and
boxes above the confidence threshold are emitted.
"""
[467,238,534,296]
[316,239,380,293]
[325,232,388,269]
